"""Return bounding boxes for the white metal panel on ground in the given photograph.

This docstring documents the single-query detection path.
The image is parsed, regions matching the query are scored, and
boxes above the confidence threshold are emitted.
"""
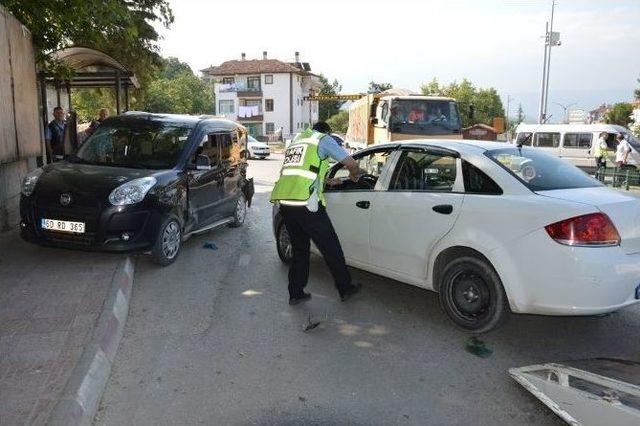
[0,7,18,164]
[7,9,39,159]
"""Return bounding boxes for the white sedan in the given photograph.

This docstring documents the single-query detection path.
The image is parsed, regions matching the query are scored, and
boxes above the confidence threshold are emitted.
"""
[273,140,640,332]
[247,135,270,159]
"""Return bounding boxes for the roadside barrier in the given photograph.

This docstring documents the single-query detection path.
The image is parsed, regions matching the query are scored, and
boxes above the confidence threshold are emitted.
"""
[594,166,640,191]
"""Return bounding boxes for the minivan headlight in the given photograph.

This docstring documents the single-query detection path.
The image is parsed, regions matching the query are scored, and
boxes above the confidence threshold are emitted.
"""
[108,177,157,206]
[21,168,43,196]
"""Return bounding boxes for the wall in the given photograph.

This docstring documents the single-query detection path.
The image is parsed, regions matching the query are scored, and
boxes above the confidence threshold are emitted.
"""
[262,73,290,137]
[0,5,41,230]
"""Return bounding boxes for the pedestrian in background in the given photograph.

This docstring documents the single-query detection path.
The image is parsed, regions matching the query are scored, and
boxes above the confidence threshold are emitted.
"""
[593,131,609,170]
[86,108,110,137]
[614,133,632,187]
[271,121,362,305]
[45,106,66,162]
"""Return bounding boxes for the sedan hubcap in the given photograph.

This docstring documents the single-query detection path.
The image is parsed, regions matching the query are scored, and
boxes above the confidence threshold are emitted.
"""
[162,222,180,259]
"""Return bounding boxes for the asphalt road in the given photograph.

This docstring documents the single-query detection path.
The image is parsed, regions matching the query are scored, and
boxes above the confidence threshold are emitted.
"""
[95,154,640,425]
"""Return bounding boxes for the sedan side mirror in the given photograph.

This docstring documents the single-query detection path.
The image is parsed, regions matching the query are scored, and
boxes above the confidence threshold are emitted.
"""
[196,154,211,170]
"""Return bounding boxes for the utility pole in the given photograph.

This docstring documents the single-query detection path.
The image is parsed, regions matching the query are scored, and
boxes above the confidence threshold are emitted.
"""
[542,0,556,119]
[537,0,560,123]
[537,21,549,124]
[506,95,513,138]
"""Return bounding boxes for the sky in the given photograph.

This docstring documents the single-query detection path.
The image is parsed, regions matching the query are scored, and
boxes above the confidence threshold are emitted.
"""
[155,0,640,122]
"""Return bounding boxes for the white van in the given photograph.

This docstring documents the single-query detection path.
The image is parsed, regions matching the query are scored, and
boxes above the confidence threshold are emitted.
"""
[513,123,640,171]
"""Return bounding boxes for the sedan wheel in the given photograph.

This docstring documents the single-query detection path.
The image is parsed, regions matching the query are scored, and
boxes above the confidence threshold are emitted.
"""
[276,221,293,264]
[151,217,182,266]
[438,255,508,333]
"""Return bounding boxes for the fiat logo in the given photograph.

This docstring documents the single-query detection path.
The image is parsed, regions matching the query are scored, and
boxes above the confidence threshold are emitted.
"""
[60,193,72,206]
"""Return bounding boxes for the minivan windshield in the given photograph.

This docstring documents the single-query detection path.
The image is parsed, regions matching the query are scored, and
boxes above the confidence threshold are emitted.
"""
[74,120,193,169]
[486,147,602,191]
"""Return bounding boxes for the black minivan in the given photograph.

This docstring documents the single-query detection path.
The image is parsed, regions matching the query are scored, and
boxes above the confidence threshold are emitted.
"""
[20,112,254,265]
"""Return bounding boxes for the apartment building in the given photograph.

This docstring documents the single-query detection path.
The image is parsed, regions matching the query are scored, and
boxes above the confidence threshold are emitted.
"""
[201,52,321,140]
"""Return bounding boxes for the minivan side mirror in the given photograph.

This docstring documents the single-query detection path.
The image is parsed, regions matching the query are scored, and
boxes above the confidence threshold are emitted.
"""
[195,154,211,170]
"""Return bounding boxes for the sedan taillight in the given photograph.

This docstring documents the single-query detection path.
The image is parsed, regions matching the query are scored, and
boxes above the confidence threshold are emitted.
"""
[545,212,620,247]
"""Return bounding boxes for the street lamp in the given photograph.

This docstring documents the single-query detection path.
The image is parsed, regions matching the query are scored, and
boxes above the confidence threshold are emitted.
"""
[553,101,577,123]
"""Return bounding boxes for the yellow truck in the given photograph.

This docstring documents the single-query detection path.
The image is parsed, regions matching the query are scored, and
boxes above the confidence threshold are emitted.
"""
[345,89,462,149]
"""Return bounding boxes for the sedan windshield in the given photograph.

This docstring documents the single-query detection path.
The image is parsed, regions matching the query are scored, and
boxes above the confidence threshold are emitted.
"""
[74,120,193,169]
[486,147,602,191]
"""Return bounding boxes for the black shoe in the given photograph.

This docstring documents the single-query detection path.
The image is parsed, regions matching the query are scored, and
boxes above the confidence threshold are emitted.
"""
[340,283,362,302]
[289,292,312,306]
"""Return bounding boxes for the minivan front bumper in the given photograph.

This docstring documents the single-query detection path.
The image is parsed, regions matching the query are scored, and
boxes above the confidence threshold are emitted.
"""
[20,195,163,253]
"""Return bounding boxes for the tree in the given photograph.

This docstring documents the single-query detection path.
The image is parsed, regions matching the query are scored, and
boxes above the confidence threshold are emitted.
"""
[635,77,640,101]
[318,74,342,121]
[327,111,349,134]
[71,89,116,122]
[2,0,173,79]
[420,78,504,128]
[141,58,213,114]
[604,102,634,127]
[368,81,392,93]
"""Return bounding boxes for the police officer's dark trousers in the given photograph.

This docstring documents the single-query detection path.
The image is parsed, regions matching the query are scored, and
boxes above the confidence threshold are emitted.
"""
[280,204,352,298]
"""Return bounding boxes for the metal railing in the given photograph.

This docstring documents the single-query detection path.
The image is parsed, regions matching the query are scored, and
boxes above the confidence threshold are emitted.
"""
[217,82,261,93]
[594,167,640,191]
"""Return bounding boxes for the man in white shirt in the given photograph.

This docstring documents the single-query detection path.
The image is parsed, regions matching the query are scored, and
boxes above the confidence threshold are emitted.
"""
[615,133,631,167]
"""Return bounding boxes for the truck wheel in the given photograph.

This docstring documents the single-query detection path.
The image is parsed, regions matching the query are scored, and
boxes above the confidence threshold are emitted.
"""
[276,221,293,264]
[229,194,247,228]
[151,216,182,266]
[438,256,508,333]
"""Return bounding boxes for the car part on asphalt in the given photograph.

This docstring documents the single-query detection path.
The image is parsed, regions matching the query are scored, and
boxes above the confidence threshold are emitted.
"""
[202,241,218,250]
[510,358,640,426]
[465,336,493,358]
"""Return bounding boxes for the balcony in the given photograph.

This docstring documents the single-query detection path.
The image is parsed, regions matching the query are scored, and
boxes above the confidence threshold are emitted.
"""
[218,82,262,97]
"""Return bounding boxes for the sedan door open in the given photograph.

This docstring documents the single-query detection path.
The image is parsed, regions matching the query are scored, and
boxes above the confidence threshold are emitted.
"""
[369,147,464,282]
[324,147,396,267]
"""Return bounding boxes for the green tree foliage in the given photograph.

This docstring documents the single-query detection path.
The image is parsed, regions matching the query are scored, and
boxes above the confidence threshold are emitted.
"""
[635,77,640,100]
[318,74,342,121]
[2,0,173,82]
[140,57,213,114]
[368,81,392,93]
[71,57,213,118]
[605,102,634,127]
[420,78,505,128]
[71,89,116,123]
[327,110,349,134]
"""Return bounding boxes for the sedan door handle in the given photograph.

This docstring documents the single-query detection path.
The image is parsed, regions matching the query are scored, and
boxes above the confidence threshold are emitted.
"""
[355,200,370,209]
[432,204,453,215]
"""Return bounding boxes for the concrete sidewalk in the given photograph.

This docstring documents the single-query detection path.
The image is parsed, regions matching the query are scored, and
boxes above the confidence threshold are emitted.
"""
[0,229,130,425]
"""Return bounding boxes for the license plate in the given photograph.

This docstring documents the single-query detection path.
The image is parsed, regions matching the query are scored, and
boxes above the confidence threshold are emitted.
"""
[41,218,85,234]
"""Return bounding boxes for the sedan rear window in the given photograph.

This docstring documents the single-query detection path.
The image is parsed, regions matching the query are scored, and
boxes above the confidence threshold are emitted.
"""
[486,148,602,191]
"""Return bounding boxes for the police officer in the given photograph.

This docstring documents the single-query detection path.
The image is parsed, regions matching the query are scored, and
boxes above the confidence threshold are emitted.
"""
[271,122,362,305]
[45,106,66,162]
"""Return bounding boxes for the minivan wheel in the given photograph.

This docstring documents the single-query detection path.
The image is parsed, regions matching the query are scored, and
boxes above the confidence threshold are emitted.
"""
[151,216,182,266]
[276,221,293,264]
[229,194,247,228]
[438,256,508,333]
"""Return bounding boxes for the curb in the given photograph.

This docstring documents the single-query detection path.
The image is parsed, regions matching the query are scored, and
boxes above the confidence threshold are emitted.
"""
[48,257,135,426]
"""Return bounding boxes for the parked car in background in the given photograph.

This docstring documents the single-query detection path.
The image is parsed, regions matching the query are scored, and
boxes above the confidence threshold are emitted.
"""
[247,135,270,159]
[273,140,640,332]
[21,112,254,265]
[513,123,640,172]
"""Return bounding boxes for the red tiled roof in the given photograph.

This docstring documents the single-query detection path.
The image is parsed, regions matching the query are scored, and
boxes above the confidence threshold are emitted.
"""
[201,59,310,76]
